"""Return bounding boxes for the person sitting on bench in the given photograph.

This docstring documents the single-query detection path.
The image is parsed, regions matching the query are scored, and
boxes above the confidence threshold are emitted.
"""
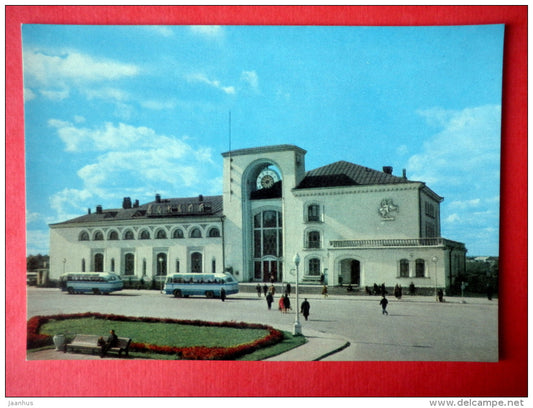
[100,329,118,357]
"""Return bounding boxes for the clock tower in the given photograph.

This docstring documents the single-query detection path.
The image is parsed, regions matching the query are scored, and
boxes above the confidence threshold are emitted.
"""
[221,145,307,282]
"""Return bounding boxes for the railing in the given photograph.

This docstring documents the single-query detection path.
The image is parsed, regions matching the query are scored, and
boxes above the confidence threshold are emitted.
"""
[329,238,446,248]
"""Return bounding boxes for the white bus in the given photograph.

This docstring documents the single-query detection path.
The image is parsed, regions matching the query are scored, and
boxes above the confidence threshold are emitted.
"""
[59,272,124,295]
[163,272,239,298]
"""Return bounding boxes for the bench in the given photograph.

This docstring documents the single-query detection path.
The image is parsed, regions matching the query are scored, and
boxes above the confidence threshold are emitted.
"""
[65,334,132,357]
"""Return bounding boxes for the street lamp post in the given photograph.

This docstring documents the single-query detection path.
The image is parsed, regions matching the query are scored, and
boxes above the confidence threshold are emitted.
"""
[158,256,164,292]
[293,253,302,335]
[432,255,439,302]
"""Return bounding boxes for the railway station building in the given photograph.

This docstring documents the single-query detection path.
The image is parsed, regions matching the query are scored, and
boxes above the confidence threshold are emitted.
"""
[49,144,467,291]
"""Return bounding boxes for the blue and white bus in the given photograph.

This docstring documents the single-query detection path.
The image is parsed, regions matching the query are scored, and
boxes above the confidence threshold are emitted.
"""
[163,272,239,298]
[59,272,124,295]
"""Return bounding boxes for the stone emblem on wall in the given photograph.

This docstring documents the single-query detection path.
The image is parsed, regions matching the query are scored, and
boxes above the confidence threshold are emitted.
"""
[379,198,399,221]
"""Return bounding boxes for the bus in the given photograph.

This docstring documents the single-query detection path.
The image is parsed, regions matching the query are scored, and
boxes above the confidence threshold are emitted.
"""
[59,272,124,295]
[163,272,239,298]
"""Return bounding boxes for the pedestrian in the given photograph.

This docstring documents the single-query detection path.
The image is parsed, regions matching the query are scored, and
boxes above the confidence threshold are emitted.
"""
[266,292,274,310]
[322,285,328,298]
[394,284,402,300]
[100,329,118,357]
[409,282,416,296]
[278,296,286,313]
[220,287,226,302]
[301,298,310,321]
[380,295,389,315]
[286,282,291,296]
[283,293,291,312]
[437,288,444,302]
[263,283,268,297]
[256,283,262,297]
[269,284,276,297]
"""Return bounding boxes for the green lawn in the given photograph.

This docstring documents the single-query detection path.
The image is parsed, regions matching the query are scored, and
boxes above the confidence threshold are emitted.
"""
[38,317,306,360]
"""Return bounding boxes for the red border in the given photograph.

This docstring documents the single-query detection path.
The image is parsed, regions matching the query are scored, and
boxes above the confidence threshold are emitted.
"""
[6,6,527,397]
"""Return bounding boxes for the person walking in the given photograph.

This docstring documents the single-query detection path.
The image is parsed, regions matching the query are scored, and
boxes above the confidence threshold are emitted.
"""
[220,287,226,302]
[266,292,274,310]
[278,296,286,313]
[283,293,291,312]
[322,285,328,298]
[301,298,310,321]
[380,295,389,315]
[263,283,268,297]
[256,283,262,297]
[286,283,291,296]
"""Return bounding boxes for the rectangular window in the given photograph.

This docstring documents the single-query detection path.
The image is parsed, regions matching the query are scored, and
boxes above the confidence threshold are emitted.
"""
[308,205,320,222]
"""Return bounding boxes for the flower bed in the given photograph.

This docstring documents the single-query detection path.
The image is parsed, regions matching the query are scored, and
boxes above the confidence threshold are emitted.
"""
[27,312,285,360]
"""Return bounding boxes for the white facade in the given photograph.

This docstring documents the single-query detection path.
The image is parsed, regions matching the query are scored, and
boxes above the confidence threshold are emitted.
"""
[49,144,466,291]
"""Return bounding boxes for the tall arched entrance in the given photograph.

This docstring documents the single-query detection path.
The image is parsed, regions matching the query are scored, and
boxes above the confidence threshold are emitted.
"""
[340,258,361,286]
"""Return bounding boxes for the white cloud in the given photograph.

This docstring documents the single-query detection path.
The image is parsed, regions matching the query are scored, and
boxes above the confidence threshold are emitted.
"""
[47,121,219,219]
[186,73,235,95]
[145,26,174,37]
[26,229,50,256]
[241,70,259,91]
[23,48,140,100]
[407,105,501,188]
[406,105,501,254]
[24,87,36,102]
[48,120,155,152]
[189,25,224,38]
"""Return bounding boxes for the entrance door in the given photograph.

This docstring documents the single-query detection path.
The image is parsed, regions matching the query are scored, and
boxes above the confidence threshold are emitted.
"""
[350,260,361,286]
[263,259,278,282]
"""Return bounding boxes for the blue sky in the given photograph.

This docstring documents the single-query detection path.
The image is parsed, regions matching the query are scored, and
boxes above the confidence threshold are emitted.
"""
[22,24,504,256]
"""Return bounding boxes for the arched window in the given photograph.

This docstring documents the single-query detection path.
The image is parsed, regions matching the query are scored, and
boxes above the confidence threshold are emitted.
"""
[94,253,104,272]
[124,253,135,276]
[156,229,167,239]
[124,230,135,240]
[173,229,184,239]
[111,258,115,272]
[93,231,104,241]
[416,259,425,277]
[139,230,150,240]
[208,227,220,237]
[307,204,321,222]
[190,228,202,238]
[79,231,89,241]
[191,252,202,273]
[307,230,321,248]
[175,259,180,273]
[400,259,409,278]
[108,230,119,240]
[81,258,86,272]
[156,253,167,276]
[212,258,216,273]
[308,258,321,276]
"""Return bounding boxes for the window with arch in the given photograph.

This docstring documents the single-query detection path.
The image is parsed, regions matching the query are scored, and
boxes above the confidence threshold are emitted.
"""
[191,252,202,273]
[124,253,135,276]
[79,231,89,241]
[111,258,115,273]
[142,259,147,276]
[81,258,86,272]
[93,231,104,241]
[307,230,321,248]
[190,228,202,238]
[308,258,321,276]
[94,253,104,272]
[208,227,220,237]
[253,210,283,258]
[399,259,410,278]
[156,253,167,276]
[175,259,180,273]
[416,259,425,277]
[156,229,167,239]
[212,259,216,273]
[173,229,184,239]
[307,204,321,222]
[108,230,119,240]
[139,230,150,240]
[124,230,135,240]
